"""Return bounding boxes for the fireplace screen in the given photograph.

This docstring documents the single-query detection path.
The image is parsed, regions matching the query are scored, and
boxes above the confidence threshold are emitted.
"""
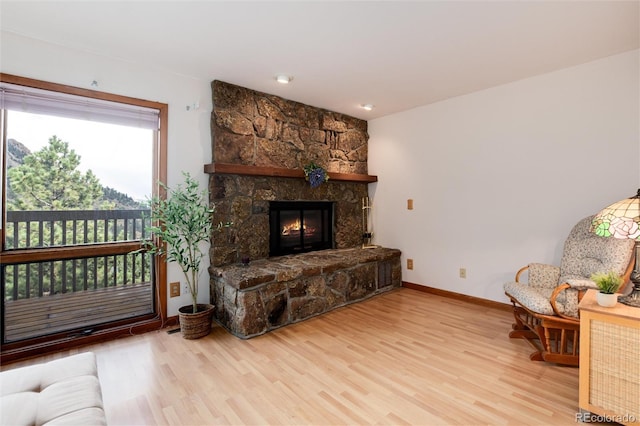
[269,201,334,256]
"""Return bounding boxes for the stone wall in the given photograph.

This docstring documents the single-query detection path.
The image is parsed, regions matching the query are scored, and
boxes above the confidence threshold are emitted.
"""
[211,80,369,173]
[209,81,371,267]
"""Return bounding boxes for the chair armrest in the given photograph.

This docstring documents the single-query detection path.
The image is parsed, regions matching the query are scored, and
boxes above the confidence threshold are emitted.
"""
[525,263,561,288]
[514,265,529,283]
[563,278,598,290]
[549,283,572,319]
[549,283,584,320]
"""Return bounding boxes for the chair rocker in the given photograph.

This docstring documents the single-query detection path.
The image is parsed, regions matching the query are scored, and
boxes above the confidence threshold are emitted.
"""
[503,215,635,366]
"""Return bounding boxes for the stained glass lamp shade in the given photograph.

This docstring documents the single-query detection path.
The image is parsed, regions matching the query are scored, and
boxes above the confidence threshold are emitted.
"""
[591,189,640,240]
[591,189,640,307]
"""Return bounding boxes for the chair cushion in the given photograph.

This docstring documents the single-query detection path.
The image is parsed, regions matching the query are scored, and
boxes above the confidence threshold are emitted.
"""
[560,215,635,283]
[504,281,555,315]
[564,277,599,290]
[0,392,38,426]
[505,281,580,318]
[527,263,560,289]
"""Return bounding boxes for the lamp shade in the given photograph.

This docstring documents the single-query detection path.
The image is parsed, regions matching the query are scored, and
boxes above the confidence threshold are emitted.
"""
[590,189,640,240]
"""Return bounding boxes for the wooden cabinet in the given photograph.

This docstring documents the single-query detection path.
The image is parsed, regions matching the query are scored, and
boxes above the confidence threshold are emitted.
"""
[578,290,640,425]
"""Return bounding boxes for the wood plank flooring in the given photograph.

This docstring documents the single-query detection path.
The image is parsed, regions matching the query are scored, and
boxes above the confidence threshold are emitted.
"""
[1,288,585,425]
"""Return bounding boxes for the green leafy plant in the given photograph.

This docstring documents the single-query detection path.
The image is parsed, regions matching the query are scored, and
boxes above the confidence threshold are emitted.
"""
[140,172,228,314]
[590,271,624,294]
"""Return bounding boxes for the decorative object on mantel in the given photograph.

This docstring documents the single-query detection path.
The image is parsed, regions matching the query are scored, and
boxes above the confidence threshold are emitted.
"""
[138,172,230,339]
[591,189,640,308]
[303,162,329,188]
[591,271,624,307]
[362,196,378,249]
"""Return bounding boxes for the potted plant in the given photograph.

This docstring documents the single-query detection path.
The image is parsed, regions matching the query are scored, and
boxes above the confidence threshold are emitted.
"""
[590,271,624,307]
[141,172,225,339]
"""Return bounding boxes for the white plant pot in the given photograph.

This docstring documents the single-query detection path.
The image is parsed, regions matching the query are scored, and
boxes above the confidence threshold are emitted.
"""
[596,292,618,308]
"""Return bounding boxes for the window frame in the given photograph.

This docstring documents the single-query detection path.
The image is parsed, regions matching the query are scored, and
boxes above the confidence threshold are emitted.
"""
[0,73,168,362]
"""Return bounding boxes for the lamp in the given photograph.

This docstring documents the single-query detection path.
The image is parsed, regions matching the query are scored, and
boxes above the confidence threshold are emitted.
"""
[591,188,640,307]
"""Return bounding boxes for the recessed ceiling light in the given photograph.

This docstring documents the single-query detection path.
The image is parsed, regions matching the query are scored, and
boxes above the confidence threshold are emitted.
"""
[361,104,374,111]
[276,75,292,84]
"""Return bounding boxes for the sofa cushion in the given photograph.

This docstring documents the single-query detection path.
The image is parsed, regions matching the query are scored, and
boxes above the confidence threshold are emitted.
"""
[0,392,38,425]
[38,375,105,425]
[0,352,106,426]
[43,407,107,426]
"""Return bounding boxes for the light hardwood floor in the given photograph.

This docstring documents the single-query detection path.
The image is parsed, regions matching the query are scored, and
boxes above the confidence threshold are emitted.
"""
[2,288,584,425]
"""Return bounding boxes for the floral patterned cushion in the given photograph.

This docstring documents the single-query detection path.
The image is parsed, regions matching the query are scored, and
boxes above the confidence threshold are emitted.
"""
[527,263,560,289]
[559,216,635,283]
[554,285,579,318]
[504,281,555,315]
[504,280,581,317]
[564,278,599,290]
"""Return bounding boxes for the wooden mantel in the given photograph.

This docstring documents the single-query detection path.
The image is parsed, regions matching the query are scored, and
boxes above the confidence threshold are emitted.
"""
[204,163,377,183]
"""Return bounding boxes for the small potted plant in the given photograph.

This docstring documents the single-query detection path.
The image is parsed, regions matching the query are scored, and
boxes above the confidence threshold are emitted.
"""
[141,172,227,339]
[590,271,624,307]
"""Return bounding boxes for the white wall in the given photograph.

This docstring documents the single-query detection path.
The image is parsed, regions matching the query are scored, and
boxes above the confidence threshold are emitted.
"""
[1,32,213,315]
[368,50,640,303]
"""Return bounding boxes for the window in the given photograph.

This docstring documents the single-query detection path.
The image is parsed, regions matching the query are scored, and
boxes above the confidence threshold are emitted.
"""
[0,74,167,358]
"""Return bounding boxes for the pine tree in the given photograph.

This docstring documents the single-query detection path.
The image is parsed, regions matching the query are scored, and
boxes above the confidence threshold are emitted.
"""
[7,136,103,210]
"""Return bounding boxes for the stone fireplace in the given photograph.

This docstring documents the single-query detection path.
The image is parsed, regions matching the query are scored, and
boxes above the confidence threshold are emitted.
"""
[207,81,401,338]
[206,80,374,266]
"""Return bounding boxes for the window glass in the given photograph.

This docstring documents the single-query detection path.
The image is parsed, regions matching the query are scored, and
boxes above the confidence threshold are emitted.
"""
[5,110,153,249]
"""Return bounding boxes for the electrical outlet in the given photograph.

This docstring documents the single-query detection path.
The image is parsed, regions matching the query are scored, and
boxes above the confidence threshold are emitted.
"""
[169,281,180,297]
[407,259,414,270]
[407,199,414,210]
[183,282,190,294]
[459,268,467,279]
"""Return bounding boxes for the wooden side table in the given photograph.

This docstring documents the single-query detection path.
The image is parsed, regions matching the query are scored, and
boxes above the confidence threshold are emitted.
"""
[578,289,640,425]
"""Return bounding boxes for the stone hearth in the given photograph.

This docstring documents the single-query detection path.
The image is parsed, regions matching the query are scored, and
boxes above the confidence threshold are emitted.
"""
[211,247,401,338]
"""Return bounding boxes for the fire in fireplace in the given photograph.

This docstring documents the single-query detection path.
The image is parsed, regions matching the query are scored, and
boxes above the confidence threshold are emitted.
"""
[269,201,334,256]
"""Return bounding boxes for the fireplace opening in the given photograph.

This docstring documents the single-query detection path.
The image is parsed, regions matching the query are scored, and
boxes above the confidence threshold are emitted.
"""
[269,201,334,256]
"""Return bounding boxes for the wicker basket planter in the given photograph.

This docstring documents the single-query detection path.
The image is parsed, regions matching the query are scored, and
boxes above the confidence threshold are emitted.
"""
[178,304,214,339]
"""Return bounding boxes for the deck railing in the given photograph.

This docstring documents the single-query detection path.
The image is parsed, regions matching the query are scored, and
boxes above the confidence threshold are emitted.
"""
[5,209,150,249]
[3,209,152,301]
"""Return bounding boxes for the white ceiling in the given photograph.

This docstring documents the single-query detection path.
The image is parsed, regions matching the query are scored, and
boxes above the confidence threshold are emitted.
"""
[1,1,638,120]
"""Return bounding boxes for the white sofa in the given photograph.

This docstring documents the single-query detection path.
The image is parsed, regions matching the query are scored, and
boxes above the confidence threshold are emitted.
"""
[0,352,106,425]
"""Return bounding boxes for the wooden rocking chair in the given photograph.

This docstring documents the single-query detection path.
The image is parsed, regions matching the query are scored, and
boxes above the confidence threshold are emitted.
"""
[503,215,635,366]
